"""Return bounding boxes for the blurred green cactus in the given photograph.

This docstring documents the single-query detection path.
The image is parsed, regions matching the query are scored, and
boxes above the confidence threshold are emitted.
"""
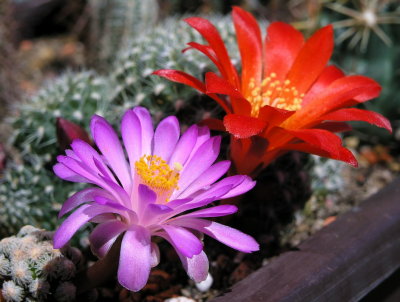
[87,0,159,68]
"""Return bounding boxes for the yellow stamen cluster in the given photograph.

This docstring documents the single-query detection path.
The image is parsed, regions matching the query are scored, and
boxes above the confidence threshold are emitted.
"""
[248,73,304,117]
[135,155,181,193]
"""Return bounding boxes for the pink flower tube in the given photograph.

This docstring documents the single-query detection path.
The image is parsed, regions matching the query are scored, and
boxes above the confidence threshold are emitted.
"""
[53,107,259,291]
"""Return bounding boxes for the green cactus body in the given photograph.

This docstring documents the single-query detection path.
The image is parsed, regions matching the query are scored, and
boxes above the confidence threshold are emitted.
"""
[9,72,112,163]
[0,158,86,237]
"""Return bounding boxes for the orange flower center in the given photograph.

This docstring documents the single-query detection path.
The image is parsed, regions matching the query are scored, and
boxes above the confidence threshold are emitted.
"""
[247,73,304,117]
[135,155,182,202]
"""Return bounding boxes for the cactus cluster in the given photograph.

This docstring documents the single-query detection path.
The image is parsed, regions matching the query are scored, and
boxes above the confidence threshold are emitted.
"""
[0,225,84,302]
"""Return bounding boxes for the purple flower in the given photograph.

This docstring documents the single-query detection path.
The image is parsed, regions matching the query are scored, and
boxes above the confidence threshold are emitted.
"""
[53,107,259,292]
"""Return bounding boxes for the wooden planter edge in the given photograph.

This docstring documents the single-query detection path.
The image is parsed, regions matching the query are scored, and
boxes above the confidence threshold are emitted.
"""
[210,177,400,302]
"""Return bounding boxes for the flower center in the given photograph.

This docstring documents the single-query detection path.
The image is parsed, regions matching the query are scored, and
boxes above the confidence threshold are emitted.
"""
[135,155,182,201]
[247,73,304,117]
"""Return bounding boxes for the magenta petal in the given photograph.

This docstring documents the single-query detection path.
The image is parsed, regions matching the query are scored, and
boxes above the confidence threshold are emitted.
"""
[58,187,111,218]
[179,136,221,192]
[150,242,160,267]
[57,155,103,186]
[89,220,127,258]
[185,126,210,165]
[53,163,89,183]
[158,231,209,282]
[53,204,118,249]
[169,125,198,166]
[153,116,180,161]
[175,160,231,199]
[90,115,131,190]
[179,205,238,219]
[118,225,151,292]
[142,204,173,225]
[138,184,157,205]
[172,218,259,253]
[161,225,203,258]
[121,110,142,174]
[178,250,209,282]
[219,176,256,199]
[171,185,234,215]
[65,149,79,160]
[133,107,154,156]
[71,139,116,182]
[93,196,135,215]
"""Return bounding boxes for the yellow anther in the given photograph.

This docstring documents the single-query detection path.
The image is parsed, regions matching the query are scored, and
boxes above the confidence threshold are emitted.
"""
[246,73,303,117]
[135,155,180,193]
[174,162,183,171]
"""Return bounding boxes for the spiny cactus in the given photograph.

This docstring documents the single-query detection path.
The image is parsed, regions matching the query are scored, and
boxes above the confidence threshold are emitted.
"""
[0,157,84,237]
[0,225,84,302]
[111,15,243,124]
[9,71,112,164]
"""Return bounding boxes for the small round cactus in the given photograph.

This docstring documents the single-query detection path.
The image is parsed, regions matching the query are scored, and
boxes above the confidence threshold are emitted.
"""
[0,226,84,302]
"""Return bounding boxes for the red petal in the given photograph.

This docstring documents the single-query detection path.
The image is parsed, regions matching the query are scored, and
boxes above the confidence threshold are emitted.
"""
[258,105,295,127]
[205,72,251,115]
[199,118,226,132]
[223,114,267,139]
[153,69,206,92]
[264,22,304,80]
[284,75,381,129]
[185,17,240,88]
[287,25,334,94]
[184,42,224,76]
[282,142,358,167]
[302,65,345,106]
[232,6,263,97]
[285,128,357,166]
[153,69,231,113]
[313,122,352,133]
[322,108,392,132]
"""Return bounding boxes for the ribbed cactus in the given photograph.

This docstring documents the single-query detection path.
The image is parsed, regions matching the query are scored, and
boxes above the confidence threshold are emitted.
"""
[0,225,84,302]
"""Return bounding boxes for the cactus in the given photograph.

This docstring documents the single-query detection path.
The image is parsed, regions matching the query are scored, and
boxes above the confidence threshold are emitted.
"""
[0,157,85,237]
[111,15,244,124]
[9,71,112,164]
[87,0,159,68]
[0,225,84,302]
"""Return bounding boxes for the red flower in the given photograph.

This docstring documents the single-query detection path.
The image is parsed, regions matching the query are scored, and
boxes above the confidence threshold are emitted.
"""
[154,7,391,177]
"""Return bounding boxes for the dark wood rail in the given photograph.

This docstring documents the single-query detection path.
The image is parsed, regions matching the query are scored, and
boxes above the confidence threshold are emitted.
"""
[211,177,400,302]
